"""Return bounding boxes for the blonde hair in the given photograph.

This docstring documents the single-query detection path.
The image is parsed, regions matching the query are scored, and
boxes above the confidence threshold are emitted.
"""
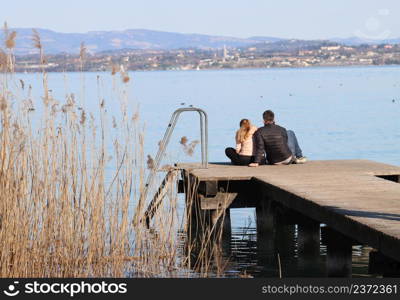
[236,119,252,143]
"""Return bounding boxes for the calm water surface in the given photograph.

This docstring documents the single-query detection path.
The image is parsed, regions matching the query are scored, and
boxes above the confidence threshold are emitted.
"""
[18,66,400,277]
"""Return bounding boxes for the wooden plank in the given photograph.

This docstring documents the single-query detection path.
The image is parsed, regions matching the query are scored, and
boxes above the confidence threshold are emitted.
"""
[200,193,237,210]
[177,160,400,181]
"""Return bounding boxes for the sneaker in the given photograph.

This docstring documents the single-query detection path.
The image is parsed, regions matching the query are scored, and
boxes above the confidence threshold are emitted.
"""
[294,156,307,164]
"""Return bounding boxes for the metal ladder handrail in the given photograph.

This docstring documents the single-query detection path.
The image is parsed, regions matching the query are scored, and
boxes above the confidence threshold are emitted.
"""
[140,107,208,207]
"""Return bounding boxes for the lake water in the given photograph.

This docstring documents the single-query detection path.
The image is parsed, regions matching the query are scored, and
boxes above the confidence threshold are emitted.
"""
[17,65,400,277]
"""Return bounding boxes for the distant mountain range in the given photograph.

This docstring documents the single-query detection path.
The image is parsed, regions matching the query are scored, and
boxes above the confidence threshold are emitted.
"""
[330,36,400,46]
[4,28,400,55]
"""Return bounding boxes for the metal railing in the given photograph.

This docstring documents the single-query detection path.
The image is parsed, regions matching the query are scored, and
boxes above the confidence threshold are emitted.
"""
[141,107,208,205]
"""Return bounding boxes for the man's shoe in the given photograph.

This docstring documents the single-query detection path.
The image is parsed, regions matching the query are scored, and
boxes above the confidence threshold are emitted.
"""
[294,156,307,164]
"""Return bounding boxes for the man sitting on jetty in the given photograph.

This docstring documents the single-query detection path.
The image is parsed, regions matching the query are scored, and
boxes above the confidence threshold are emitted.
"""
[249,110,306,167]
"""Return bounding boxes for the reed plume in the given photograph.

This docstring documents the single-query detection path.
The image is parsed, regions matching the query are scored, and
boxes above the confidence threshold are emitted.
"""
[5,31,16,49]
[180,136,199,156]
[79,42,86,71]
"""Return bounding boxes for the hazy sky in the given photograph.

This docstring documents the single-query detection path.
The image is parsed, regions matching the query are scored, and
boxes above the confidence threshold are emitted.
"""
[2,0,400,39]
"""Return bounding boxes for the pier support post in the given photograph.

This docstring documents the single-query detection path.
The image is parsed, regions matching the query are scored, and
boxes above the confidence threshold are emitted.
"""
[256,196,298,276]
[325,228,353,277]
[298,217,320,257]
[369,250,400,277]
[274,207,296,277]
[256,197,276,234]
[183,174,234,271]
[274,206,296,257]
[187,201,232,272]
[183,174,210,269]
[211,208,231,241]
[211,208,232,268]
[297,217,321,276]
[256,196,279,276]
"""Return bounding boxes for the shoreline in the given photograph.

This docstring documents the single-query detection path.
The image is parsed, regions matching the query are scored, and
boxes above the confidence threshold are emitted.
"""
[11,63,400,74]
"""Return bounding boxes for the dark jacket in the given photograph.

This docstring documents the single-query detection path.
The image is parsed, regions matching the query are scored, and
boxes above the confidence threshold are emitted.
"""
[254,124,292,164]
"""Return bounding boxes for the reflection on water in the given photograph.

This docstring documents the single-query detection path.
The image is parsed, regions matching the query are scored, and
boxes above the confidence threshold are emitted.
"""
[216,209,376,278]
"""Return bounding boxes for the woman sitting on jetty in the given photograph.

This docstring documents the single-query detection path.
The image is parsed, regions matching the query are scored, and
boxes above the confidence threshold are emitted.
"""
[225,119,258,166]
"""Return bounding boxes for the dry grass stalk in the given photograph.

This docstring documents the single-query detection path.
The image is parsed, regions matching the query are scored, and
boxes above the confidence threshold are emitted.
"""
[79,42,86,72]
[32,29,42,50]
[32,29,46,66]
[180,136,188,145]
[180,136,199,156]
[111,64,118,75]
[146,154,155,170]
[79,42,86,61]
[122,75,130,83]
[5,31,16,49]
[110,64,130,83]
[0,29,228,278]
[2,23,16,72]
[120,66,130,83]
[0,49,6,72]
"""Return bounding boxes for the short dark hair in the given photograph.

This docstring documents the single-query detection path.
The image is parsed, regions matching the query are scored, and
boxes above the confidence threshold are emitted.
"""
[263,110,275,122]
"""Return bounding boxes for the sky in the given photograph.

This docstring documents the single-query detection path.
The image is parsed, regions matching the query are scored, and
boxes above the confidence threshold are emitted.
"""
[2,0,400,39]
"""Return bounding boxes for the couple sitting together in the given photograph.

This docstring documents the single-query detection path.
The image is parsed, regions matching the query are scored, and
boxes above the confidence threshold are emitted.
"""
[225,110,307,167]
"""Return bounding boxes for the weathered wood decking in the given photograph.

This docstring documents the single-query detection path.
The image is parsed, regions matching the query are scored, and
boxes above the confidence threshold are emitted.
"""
[178,160,400,265]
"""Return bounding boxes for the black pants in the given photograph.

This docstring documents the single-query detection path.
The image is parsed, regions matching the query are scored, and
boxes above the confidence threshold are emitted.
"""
[225,147,253,166]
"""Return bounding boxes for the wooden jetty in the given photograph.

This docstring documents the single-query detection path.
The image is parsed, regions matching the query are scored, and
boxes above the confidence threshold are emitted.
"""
[177,159,400,277]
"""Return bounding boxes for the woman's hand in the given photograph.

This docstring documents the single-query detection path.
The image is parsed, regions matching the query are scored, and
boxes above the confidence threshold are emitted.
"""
[249,163,259,167]
[235,144,241,154]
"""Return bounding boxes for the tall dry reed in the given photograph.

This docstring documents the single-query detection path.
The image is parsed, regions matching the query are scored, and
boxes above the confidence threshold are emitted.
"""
[0,26,228,278]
